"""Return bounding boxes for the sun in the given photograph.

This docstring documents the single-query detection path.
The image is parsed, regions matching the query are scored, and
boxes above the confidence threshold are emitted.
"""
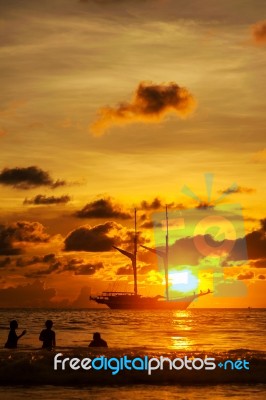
[169,270,199,293]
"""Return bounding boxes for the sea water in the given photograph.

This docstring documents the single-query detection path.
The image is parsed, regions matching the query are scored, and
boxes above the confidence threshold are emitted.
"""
[0,308,265,399]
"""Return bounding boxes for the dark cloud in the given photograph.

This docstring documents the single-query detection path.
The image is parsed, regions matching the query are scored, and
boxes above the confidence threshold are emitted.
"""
[138,235,203,267]
[16,256,42,267]
[0,234,21,256]
[116,265,132,275]
[250,259,266,268]
[218,186,256,195]
[196,202,214,210]
[0,221,50,255]
[24,194,71,205]
[237,271,254,280]
[168,236,204,266]
[16,253,56,267]
[64,222,122,252]
[116,263,154,275]
[258,274,265,280]
[25,262,61,278]
[64,221,147,253]
[140,220,163,229]
[73,262,104,275]
[61,257,84,271]
[229,219,266,262]
[251,20,266,45]
[0,166,66,190]
[139,217,266,268]
[138,247,158,266]
[0,280,56,307]
[43,253,57,263]
[58,258,104,275]
[141,198,163,211]
[75,198,131,219]
[91,81,196,135]
[0,257,11,268]
[15,254,103,278]
[138,264,156,274]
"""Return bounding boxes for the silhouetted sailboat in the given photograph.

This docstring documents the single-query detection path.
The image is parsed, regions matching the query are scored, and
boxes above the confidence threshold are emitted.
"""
[90,207,211,309]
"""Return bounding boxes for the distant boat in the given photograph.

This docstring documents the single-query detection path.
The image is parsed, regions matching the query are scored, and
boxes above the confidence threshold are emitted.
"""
[90,207,212,310]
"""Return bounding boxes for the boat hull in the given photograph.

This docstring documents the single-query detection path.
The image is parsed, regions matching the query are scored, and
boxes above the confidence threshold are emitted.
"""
[90,293,198,310]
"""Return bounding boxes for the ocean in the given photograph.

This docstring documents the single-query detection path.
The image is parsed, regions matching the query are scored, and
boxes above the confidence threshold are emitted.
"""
[0,308,265,399]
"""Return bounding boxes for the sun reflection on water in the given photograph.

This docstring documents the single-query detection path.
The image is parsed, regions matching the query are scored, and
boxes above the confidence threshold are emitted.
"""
[169,310,195,350]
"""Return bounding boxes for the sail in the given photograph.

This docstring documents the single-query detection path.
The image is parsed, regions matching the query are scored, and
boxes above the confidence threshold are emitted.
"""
[112,246,135,261]
[140,244,166,259]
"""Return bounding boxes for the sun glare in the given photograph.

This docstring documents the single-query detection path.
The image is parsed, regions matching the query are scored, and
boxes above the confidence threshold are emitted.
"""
[169,270,198,293]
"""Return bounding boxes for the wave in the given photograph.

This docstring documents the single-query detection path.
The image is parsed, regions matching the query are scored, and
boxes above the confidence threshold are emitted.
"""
[0,348,265,386]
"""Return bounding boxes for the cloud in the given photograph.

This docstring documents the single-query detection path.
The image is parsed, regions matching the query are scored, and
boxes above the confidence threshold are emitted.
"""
[14,253,103,278]
[250,259,266,268]
[16,253,56,267]
[168,236,205,265]
[251,20,266,45]
[58,258,104,275]
[196,202,214,210]
[73,262,104,275]
[75,198,131,219]
[23,194,71,205]
[140,220,163,229]
[25,261,61,278]
[237,271,254,280]
[258,274,265,280]
[228,219,266,262]
[64,222,123,252]
[64,221,148,253]
[0,221,50,255]
[218,186,256,195]
[0,257,11,268]
[116,263,154,275]
[0,166,66,190]
[141,198,163,210]
[116,265,133,275]
[0,280,57,308]
[91,81,196,135]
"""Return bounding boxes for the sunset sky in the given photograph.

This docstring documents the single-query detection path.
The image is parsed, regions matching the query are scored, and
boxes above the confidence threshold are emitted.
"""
[0,0,265,308]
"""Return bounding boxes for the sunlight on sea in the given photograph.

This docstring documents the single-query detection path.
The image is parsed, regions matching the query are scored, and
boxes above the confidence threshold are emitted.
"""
[1,384,266,400]
[0,308,265,352]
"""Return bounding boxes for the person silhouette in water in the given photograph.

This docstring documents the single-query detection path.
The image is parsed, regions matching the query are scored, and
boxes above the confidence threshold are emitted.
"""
[5,320,26,349]
[39,320,56,350]
[89,332,108,348]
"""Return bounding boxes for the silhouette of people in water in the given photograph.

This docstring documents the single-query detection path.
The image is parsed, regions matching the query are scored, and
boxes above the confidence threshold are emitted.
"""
[89,332,108,348]
[39,320,56,350]
[4,320,26,349]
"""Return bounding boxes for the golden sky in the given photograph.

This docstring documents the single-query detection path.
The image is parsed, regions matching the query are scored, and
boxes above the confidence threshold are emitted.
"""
[0,0,266,308]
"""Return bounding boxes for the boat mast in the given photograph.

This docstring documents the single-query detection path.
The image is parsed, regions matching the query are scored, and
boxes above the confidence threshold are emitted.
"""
[165,205,169,301]
[133,208,138,295]
[140,204,169,300]
[112,208,138,295]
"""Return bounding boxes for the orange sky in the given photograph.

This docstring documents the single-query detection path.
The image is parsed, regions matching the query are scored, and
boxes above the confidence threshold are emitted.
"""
[0,0,265,308]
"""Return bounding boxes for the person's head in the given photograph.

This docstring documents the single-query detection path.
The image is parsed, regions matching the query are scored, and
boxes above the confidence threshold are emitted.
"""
[93,332,101,340]
[10,320,18,330]
[45,320,53,329]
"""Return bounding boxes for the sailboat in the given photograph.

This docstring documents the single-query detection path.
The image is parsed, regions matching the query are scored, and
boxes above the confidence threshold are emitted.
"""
[90,207,211,309]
